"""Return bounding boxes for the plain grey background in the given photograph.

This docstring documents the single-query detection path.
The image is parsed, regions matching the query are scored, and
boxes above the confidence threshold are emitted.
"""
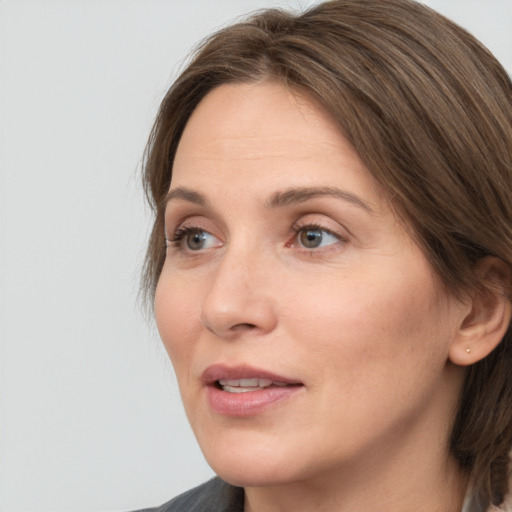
[0,1,511,510]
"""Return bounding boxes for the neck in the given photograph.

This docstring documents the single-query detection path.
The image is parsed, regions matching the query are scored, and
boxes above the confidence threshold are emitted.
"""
[244,451,468,512]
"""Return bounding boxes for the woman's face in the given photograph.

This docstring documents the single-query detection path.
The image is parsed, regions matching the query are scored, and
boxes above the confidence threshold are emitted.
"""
[155,81,467,487]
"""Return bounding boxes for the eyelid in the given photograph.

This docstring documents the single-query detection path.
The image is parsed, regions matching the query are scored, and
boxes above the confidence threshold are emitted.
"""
[291,218,348,239]
[164,212,349,257]
[165,213,217,238]
[164,204,225,231]
[285,216,350,252]
[165,221,223,254]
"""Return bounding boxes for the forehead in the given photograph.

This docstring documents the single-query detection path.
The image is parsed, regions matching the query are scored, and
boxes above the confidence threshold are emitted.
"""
[172,81,382,203]
[177,81,338,151]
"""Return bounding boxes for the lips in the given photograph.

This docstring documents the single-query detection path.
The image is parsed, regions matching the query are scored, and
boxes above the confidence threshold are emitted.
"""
[201,364,302,386]
[202,364,304,416]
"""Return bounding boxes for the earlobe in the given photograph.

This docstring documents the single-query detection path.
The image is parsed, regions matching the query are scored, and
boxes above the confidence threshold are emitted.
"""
[449,257,512,366]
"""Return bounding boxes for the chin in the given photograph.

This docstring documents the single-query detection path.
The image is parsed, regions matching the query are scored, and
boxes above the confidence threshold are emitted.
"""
[199,436,305,488]
[212,462,298,489]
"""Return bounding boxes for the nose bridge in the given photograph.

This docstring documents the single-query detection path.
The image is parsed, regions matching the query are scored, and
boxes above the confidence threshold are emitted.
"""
[200,236,276,338]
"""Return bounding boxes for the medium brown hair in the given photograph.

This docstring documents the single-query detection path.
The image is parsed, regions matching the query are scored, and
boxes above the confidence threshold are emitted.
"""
[142,0,512,505]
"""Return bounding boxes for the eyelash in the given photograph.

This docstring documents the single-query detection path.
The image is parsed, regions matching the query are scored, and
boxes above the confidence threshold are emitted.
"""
[164,223,347,253]
[290,222,346,248]
[165,227,206,247]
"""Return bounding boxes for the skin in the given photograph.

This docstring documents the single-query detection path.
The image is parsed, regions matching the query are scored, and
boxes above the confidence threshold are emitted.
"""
[155,81,472,511]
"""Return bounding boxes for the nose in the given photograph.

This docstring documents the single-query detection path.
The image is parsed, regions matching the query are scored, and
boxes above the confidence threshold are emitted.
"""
[200,244,278,340]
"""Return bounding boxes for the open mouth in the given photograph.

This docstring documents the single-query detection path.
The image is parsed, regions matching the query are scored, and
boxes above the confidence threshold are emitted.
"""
[204,366,304,416]
[216,378,300,393]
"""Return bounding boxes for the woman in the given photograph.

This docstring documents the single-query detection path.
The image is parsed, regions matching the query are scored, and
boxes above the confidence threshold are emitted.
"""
[140,0,512,510]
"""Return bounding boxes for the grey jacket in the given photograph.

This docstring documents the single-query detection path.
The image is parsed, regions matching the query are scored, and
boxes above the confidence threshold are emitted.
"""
[139,476,512,512]
[137,478,243,512]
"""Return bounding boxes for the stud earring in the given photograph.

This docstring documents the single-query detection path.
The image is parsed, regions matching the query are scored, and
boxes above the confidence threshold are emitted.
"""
[466,347,471,353]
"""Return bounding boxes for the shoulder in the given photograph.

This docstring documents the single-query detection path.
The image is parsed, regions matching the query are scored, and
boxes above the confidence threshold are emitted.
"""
[489,492,512,512]
[133,477,244,512]
[487,459,512,512]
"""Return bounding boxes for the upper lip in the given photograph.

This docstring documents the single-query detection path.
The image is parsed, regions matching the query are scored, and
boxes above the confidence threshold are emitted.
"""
[201,364,303,386]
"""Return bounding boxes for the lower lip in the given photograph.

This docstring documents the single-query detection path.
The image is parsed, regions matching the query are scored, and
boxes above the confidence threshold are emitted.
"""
[206,385,303,417]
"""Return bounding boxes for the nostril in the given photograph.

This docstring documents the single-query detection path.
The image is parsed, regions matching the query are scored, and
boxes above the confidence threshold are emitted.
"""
[232,323,257,330]
[203,322,256,336]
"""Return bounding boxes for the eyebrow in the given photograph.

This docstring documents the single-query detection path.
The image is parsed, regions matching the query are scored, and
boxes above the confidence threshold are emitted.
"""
[164,187,208,207]
[266,186,374,213]
[164,185,374,213]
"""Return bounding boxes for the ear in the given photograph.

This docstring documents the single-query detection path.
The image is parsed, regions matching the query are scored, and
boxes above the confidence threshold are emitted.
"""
[449,257,512,366]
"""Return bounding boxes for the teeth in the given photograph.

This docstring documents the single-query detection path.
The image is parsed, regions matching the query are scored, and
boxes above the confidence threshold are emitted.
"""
[222,385,257,393]
[218,378,284,391]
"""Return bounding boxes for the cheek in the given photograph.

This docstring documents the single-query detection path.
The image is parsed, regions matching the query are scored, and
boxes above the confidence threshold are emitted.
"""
[154,275,201,377]
[283,264,452,379]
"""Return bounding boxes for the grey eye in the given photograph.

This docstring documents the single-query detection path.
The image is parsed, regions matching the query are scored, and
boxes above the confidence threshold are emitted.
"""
[299,229,323,248]
[186,231,208,250]
[297,228,340,249]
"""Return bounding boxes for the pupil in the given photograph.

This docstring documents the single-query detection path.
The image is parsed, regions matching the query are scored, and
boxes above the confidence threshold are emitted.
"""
[187,231,206,250]
[301,229,322,248]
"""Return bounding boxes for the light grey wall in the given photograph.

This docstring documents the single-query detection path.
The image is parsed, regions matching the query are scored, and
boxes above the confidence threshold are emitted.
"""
[0,1,510,511]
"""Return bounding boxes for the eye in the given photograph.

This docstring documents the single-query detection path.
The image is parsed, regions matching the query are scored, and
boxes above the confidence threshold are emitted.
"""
[295,225,342,249]
[167,227,221,252]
